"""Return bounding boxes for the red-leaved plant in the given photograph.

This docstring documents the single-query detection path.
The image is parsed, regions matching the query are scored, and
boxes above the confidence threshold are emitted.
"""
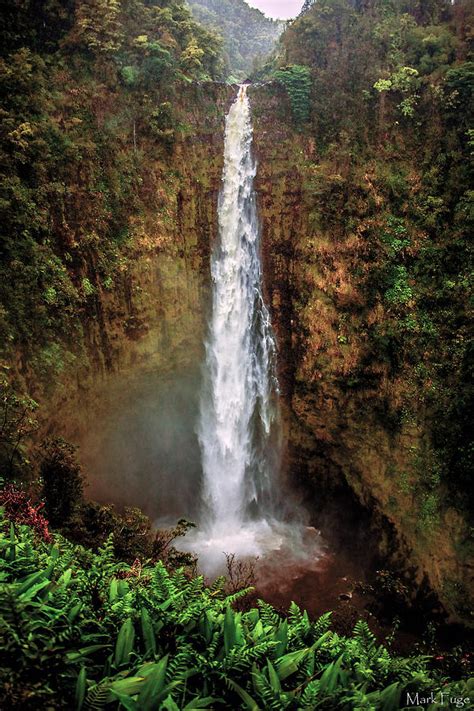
[0,484,52,542]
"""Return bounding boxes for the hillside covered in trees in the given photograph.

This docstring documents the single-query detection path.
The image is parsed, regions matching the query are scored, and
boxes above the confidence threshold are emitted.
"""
[0,0,473,708]
[189,0,283,79]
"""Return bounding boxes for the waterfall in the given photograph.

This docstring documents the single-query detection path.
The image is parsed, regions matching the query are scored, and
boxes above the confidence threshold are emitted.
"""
[179,86,322,574]
[199,85,280,535]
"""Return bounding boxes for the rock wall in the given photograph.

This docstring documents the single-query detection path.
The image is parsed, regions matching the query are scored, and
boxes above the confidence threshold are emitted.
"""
[250,84,472,623]
[32,84,234,445]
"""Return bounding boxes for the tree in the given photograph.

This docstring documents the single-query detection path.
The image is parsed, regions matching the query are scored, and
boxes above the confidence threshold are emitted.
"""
[274,64,312,125]
[0,376,38,479]
[67,0,123,55]
[180,37,205,74]
[189,0,282,80]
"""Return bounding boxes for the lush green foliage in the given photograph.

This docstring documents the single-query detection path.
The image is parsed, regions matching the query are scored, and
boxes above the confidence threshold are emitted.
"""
[0,375,38,479]
[274,65,312,125]
[1,507,471,710]
[189,0,282,80]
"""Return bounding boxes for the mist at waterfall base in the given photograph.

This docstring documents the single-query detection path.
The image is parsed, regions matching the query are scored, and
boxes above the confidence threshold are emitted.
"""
[80,369,203,522]
[174,86,325,581]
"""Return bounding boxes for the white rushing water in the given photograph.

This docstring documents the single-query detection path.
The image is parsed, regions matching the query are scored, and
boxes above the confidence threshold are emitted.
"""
[199,85,280,530]
[179,87,324,573]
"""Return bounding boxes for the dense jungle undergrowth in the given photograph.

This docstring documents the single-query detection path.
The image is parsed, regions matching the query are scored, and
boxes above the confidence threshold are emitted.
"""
[0,488,472,710]
[0,0,473,707]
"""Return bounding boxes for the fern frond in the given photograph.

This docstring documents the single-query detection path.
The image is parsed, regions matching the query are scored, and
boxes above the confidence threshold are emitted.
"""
[353,620,376,651]
[257,599,280,627]
[85,681,109,710]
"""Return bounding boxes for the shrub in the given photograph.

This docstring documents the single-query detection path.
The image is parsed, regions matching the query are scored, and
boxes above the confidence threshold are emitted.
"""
[0,377,38,479]
[384,266,413,305]
[0,506,470,710]
[40,438,84,527]
[0,484,51,541]
[274,65,312,125]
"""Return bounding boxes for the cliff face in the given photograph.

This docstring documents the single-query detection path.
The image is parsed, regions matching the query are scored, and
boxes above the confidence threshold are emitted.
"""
[0,0,230,459]
[4,72,470,622]
[251,84,472,623]
[21,84,233,445]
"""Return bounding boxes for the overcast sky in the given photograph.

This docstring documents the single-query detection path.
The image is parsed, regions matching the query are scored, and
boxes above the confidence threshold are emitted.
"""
[248,0,303,20]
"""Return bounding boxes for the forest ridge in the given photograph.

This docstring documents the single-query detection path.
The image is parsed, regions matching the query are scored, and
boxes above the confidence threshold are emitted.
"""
[189,0,283,80]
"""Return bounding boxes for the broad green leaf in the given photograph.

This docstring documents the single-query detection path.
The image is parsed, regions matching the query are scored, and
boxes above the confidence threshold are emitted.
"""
[320,655,346,693]
[109,691,138,710]
[17,570,45,595]
[312,631,331,651]
[224,607,236,653]
[68,603,82,623]
[108,676,144,699]
[58,568,72,587]
[275,619,288,656]
[226,678,260,711]
[377,681,402,711]
[252,619,264,641]
[115,618,135,667]
[44,545,60,577]
[267,659,281,692]
[137,655,168,710]
[140,607,156,657]
[109,578,118,603]
[117,579,130,597]
[66,645,109,663]
[275,648,310,680]
[162,696,180,711]
[75,666,87,711]
[159,597,173,612]
[19,579,51,599]
[247,609,260,626]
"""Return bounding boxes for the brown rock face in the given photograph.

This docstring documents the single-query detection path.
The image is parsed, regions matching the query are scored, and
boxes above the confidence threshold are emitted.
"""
[30,84,234,445]
[250,84,472,624]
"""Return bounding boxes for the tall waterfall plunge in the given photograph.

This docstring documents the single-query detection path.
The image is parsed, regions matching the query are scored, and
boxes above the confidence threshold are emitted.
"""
[179,87,323,574]
[199,85,280,532]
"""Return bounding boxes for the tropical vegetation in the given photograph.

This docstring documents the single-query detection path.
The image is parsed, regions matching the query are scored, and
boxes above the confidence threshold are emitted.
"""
[1,503,472,710]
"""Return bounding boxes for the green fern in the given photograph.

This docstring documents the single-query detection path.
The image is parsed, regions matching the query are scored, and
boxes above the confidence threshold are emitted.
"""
[311,611,332,639]
[299,679,322,709]
[258,599,281,627]
[0,508,457,710]
[85,682,109,710]
[353,619,377,652]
